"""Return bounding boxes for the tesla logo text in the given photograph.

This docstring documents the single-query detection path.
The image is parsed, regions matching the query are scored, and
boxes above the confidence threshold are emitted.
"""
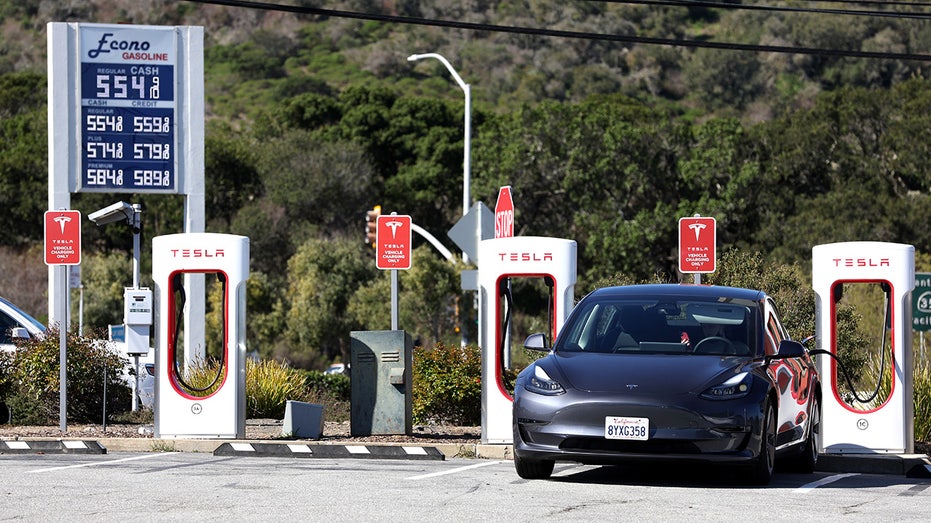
[497,252,554,262]
[831,258,890,268]
[169,248,225,258]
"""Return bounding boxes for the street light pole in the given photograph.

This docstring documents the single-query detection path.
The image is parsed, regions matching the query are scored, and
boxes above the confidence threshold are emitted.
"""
[407,52,472,262]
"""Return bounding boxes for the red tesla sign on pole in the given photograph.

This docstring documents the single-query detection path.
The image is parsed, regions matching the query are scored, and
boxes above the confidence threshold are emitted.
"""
[678,216,716,274]
[376,214,412,270]
[44,210,82,265]
[494,185,514,238]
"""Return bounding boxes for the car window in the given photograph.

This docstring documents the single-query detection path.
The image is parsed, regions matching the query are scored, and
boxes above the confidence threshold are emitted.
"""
[763,299,786,357]
[557,297,757,356]
[0,310,18,344]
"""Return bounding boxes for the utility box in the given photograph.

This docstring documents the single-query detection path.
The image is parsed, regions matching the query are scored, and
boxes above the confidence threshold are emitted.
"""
[350,330,413,436]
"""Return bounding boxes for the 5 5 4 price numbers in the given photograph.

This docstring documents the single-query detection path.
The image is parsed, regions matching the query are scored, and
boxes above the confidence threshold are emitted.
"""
[85,168,172,188]
[85,114,171,133]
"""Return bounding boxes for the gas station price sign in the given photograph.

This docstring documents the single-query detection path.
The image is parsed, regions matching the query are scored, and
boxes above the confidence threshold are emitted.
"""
[79,25,178,193]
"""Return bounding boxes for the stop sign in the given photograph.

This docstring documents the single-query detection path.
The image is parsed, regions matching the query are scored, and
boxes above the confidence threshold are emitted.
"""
[494,185,514,238]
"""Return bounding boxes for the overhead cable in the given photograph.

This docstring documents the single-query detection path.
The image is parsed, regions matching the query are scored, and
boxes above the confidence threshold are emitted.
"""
[183,0,931,61]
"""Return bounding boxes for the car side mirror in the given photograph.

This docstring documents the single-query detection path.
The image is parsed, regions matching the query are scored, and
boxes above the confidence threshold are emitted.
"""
[773,339,805,359]
[523,333,549,352]
[10,327,30,340]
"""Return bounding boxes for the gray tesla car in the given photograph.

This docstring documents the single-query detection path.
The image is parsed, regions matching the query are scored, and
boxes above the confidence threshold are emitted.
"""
[512,284,820,484]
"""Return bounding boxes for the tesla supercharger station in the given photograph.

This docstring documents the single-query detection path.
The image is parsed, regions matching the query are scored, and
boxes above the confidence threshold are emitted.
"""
[152,233,249,439]
[478,236,577,444]
[812,241,914,454]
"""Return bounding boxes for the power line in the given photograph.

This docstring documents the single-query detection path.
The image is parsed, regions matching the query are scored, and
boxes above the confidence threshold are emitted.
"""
[599,0,931,20]
[183,0,931,61]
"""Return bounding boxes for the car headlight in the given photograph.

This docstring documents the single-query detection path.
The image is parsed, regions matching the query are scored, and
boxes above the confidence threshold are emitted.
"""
[701,371,752,400]
[524,365,565,396]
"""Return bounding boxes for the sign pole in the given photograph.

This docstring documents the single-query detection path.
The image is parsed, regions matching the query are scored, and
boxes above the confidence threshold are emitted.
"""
[374,212,412,330]
[391,269,399,330]
[59,266,68,432]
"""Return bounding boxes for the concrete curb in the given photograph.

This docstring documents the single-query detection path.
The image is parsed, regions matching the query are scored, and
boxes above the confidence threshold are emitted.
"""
[95,437,513,461]
[817,453,931,477]
[0,439,106,454]
[214,442,446,460]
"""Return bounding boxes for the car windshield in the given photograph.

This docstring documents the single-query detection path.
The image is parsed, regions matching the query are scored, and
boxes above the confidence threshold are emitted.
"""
[0,297,47,335]
[555,297,757,356]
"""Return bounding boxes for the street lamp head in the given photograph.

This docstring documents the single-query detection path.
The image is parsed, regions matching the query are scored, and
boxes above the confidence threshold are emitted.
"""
[88,201,135,226]
[407,54,421,62]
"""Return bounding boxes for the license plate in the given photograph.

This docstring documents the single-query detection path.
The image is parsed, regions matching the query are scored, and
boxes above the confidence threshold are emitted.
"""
[605,416,649,440]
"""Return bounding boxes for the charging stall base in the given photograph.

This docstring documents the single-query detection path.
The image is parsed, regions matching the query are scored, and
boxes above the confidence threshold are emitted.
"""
[478,236,577,444]
[152,233,249,439]
[812,241,915,456]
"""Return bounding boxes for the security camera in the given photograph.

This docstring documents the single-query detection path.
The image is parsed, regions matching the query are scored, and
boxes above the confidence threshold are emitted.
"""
[88,201,134,226]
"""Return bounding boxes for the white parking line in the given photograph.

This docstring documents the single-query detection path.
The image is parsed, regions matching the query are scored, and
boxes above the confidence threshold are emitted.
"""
[406,460,505,480]
[794,473,860,493]
[27,453,165,473]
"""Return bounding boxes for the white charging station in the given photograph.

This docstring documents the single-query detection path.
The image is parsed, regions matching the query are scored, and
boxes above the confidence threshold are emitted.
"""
[152,233,249,439]
[812,241,914,454]
[124,288,153,356]
[478,236,577,444]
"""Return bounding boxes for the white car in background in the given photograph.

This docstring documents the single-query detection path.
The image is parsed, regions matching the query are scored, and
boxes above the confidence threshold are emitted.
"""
[0,296,46,351]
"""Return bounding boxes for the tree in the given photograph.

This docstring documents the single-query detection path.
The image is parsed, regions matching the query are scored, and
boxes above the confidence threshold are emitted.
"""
[282,237,377,368]
[348,246,463,348]
[0,72,47,245]
[256,129,378,243]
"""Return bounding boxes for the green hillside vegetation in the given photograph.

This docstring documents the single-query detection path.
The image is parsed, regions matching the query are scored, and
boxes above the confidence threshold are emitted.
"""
[2,1,931,369]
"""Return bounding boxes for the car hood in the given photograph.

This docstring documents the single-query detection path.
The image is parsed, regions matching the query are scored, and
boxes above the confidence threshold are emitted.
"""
[552,351,747,395]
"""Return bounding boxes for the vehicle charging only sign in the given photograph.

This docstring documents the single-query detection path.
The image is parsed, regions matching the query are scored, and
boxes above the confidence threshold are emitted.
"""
[376,214,412,270]
[678,216,716,274]
[79,24,178,193]
[44,210,82,265]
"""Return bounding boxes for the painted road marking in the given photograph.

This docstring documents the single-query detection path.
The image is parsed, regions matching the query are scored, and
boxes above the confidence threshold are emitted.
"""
[27,453,165,473]
[406,460,504,480]
[794,473,860,493]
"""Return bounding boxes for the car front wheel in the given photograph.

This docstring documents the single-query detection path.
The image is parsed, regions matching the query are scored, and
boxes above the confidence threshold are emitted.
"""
[746,402,776,485]
[790,397,820,473]
[514,454,555,480]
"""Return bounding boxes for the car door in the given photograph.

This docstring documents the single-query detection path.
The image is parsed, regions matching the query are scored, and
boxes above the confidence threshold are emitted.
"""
[763,298,814,447]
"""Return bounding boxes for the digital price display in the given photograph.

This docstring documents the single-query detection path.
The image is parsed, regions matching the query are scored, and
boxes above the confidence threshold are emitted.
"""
[79,26,178,193]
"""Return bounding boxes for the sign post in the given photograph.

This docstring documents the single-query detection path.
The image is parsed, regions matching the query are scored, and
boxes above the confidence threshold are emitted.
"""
[494,185,514,239]
[375,214,412,330]
[678,215,716,283]
[44,209,82,433]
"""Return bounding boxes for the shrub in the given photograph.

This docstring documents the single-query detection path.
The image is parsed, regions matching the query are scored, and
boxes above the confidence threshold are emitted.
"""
[246,359,307,419]
[412,343,482,426]
[4,328,130,425]
[914,360,931,442]
[303,370,350,423]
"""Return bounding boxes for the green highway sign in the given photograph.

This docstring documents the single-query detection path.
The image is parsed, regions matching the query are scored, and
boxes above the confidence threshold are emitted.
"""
[913,272,931,331]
